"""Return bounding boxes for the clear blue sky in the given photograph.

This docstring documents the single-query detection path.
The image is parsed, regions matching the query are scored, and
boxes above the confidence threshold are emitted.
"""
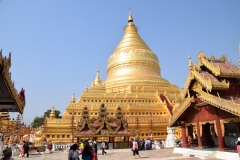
[0,1,240,123]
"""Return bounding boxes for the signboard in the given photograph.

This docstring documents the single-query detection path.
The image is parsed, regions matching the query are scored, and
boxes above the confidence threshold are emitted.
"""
[37,146,46,152]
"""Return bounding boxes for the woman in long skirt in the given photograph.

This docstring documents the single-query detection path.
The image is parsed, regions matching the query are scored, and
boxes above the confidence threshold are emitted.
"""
[19,141,25,157]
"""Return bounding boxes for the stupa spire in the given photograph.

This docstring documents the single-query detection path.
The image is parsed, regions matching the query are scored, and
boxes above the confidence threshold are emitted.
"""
[49,103,55,119]
[71,92,75,103]
[128,7,133,22]
[93,69,102,86]
[84,83,88,92]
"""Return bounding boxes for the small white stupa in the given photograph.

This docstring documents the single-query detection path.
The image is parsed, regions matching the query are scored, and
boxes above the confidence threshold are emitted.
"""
[164,127,177,148]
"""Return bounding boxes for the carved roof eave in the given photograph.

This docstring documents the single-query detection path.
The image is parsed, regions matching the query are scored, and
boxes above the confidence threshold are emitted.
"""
[0,52,26,114]
[77,120,87,131]
[181,72,194,99]
[198,52,240,78]
[193,87,240,116]
[104,118,116,133]
[169,95,195,126]
[181,66,229,99]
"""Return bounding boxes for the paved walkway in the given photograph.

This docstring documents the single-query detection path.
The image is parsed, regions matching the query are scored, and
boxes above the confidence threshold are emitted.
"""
[11,148,205,160]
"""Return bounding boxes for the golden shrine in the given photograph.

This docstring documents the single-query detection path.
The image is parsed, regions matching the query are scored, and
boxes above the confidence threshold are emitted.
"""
[44,14,182,143]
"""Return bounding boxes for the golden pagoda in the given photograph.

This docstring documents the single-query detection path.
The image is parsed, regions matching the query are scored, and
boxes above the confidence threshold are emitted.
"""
[44,13,182,143]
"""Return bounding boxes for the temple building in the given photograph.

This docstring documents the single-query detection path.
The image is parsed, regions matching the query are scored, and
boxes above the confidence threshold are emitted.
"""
[0,50,26,142]
[169,52,240,150]
[0,50,26,114]
[44,14,182,143]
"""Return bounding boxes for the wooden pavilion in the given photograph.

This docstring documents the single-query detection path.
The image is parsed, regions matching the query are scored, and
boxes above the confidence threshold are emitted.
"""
[166,52,240,150]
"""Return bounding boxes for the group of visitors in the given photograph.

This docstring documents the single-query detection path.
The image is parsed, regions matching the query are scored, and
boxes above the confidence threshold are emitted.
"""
[129,138,152,150]
[68,140,100,160]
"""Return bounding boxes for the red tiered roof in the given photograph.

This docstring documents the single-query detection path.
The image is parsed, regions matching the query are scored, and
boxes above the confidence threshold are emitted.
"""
[200,72,220,82]
[213,62,237,71]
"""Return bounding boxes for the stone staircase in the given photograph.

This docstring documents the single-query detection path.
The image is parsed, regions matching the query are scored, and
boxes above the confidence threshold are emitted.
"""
[183,150,214,159]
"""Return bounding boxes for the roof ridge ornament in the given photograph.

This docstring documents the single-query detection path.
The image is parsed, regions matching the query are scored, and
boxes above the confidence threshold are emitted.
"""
[71,92,75,103]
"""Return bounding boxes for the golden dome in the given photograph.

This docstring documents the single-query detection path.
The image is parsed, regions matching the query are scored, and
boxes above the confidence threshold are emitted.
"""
[105,14,172,91]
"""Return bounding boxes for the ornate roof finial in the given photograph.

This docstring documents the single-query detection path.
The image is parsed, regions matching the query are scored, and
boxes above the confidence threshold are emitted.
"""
[128,8,133,22]
[84,83,88,92]
[238,43,240,54]
[188,55,192,64]
[50,103,55,119]
[93,69,102,86]
[71,92,75,103]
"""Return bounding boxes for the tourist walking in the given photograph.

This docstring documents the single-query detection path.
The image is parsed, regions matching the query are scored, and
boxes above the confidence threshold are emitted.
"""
[141,139,145,150]
[22,140,29,158]
[146,138,151,150]
[19,141,25,157]
[237,137,240,160]
[1,147,15,160]
[68,143,80,160]
[82,144,93,160]
[92,141,98,160]
[101,140,107,155]
[132,138,140,159]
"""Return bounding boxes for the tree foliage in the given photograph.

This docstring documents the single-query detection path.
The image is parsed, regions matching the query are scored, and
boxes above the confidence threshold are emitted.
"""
[30,109,62,128]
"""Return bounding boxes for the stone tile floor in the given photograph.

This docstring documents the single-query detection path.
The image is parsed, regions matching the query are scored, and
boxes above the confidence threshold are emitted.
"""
[11,148,218,160]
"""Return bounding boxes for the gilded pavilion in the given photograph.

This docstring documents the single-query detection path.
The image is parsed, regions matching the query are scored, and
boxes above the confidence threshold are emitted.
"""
[0,50,26,143]
[44,14,182,143]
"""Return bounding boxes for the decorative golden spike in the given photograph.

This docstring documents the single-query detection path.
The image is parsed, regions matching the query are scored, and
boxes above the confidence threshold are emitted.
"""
[188,55,192,64]
[238,43,240,68]
[128,8,133,22]
[50,103,55,119]
[71,92,75,103]
[84,83,88,92]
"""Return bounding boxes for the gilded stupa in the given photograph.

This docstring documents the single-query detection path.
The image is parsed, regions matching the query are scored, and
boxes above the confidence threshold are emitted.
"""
[44,14,181,143]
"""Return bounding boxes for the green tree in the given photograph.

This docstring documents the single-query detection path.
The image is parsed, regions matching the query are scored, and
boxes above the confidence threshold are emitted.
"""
[31,116,44,128]
[43,109,62,118]
[30,109,62,128]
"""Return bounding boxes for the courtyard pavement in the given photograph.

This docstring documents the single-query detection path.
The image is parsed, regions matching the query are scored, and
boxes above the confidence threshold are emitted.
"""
[11,148,220,160]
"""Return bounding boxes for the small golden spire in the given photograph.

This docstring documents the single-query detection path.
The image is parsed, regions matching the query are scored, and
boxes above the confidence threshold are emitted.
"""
[91,78,94,87]
[128,14,133,22]
[50,103,55,119]
[84,83,88,92]
[71,92,75,103]
[93,69,102,86]
[128,7,133,22]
